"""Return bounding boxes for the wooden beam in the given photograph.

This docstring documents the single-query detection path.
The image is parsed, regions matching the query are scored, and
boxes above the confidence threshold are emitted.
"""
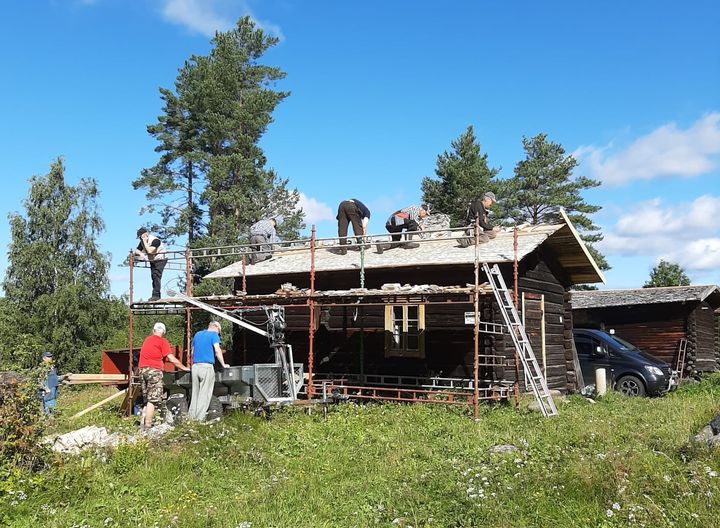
[70,389,127,420]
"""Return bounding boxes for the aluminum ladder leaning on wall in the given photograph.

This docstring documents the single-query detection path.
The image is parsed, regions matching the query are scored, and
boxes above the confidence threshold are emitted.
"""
[482,262,558,417]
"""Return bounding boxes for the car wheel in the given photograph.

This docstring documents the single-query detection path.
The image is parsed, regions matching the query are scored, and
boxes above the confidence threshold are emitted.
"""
[615,375,646,397]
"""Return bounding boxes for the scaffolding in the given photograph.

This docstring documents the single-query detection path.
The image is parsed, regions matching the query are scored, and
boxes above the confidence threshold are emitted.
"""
[125,222,522,417]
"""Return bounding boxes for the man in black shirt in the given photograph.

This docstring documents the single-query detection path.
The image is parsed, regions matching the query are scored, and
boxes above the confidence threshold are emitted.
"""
[133,227,168,301]
[460,192,498,247]
[335,199,371,255]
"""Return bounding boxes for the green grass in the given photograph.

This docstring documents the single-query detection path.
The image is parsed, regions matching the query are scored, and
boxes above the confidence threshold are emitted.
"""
[3,378,720,527]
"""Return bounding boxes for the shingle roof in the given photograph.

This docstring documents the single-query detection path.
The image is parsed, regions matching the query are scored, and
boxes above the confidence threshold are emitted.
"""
[206,210,605,285]
[571,285,720,310]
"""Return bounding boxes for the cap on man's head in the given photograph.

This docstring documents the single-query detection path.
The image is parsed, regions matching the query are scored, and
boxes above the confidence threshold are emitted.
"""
[41,351,53,359]
[420,204,431,214]
[136,227,148,238]
[483,191,497,203]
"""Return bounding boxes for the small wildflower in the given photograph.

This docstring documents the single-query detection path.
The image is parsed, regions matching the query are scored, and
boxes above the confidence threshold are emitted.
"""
[606,509,614,518]
[613,503,621,511]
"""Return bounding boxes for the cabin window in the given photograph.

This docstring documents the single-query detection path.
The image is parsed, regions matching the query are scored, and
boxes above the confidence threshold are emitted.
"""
[384,304,425,358]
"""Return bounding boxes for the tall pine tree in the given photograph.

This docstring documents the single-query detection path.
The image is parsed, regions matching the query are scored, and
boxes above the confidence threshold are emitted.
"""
[3,159,125,372]
[503,133,609,271]
[421,126,501,225]
[134,16,304,249]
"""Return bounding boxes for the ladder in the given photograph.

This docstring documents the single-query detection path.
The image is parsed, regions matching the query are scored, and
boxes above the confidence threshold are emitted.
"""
[482,263,558,417]
[675,338,688,381]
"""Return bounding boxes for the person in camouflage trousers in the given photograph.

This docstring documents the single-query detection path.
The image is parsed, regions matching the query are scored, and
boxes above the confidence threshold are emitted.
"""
[137,322,190,432]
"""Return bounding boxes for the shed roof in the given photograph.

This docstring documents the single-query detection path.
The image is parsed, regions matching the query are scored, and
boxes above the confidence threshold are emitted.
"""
[206,210,605,285]
[571,285,720,310]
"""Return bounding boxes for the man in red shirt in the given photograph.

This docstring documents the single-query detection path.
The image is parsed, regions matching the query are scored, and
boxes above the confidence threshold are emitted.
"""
[138,322,189,431]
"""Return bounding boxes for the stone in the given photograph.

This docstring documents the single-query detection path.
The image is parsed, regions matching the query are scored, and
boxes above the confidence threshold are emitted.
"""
[693,425,715,445]
[709,414,720,435]
[489,444,518,454]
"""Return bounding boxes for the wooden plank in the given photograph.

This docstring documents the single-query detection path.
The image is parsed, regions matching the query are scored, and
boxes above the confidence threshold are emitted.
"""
[71,389,127,420]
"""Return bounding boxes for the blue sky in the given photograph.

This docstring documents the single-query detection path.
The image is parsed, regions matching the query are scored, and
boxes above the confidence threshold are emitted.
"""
[1,0,719,299]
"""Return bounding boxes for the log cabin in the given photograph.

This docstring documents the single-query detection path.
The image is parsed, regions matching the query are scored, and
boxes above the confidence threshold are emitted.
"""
[204,213,604,399]
[571,285,720,375]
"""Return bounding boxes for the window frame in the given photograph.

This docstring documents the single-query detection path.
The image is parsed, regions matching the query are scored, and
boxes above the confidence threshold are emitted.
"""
[384,304,426,358]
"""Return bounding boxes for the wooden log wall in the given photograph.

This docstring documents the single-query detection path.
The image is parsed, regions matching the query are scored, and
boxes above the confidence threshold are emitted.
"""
[494,254,576,393]
[230,300,501,382]
[230,250,577,392]
[715,312,720,367]
[573,302,719,373]
[689,302,718,373]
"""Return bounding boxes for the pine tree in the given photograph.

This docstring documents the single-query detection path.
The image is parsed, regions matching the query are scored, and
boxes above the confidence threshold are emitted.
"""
[644,260,691,288]
[503,134,609,271]
[421,126,501,225]
[135,16,304,249]
[3,159,125,372]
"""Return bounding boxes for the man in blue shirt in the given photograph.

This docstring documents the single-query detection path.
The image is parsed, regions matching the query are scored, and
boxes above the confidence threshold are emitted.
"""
[188,321,229,421]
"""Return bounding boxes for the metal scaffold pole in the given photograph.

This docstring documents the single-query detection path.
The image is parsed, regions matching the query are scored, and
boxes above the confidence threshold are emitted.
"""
[473,217,480,419]
[513,225,521,409]
[185,248,193,366]
[359,242,365,381]
[126,252,135,416]
[307,225,316,398]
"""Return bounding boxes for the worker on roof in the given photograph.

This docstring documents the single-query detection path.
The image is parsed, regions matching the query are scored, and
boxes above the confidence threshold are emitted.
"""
[378,204,430,253]
[334,199,371,255]
[137,322,189,433]
[133,227,168,301]
[248,217,280,264]
[459,192,499,247]
[188,321,229,422]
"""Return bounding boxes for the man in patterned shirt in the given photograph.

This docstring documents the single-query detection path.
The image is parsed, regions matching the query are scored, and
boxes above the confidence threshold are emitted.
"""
[248,218,280,264]
[379,204,430,253]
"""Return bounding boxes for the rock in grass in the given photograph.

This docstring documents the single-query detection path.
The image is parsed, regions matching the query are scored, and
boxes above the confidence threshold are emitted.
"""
[693,425,715,445]
[489,444,518,454]
[708,435,720,449]
[710,414,720,435]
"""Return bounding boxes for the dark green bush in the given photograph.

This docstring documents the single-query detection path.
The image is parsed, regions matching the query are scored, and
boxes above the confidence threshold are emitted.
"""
[0,369,48,476]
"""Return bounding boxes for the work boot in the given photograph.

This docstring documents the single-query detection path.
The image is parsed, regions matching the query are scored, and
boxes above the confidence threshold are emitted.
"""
[402,242,420,249]
[149,295,160,302]
[329,247,347,255]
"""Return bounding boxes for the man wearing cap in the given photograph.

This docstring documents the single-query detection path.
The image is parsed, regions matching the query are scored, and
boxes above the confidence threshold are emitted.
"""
[132,228,168,301]
[248,218,280,264]
[40,351,64,414]
[460,192,499,247]
[188,321,229,422]
[138,322,190,431]
[335,199,371,255]
[380,204,430,252]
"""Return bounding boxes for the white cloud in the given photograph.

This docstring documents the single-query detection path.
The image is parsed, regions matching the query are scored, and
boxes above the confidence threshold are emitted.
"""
[160,0,233,36]
[600,195,720,272]
[575,113,720,186]
[157,0,283,39]
[297,193,334,225]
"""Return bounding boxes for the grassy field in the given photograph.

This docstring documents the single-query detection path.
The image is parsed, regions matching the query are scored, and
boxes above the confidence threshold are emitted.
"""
[2,379,720,527]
